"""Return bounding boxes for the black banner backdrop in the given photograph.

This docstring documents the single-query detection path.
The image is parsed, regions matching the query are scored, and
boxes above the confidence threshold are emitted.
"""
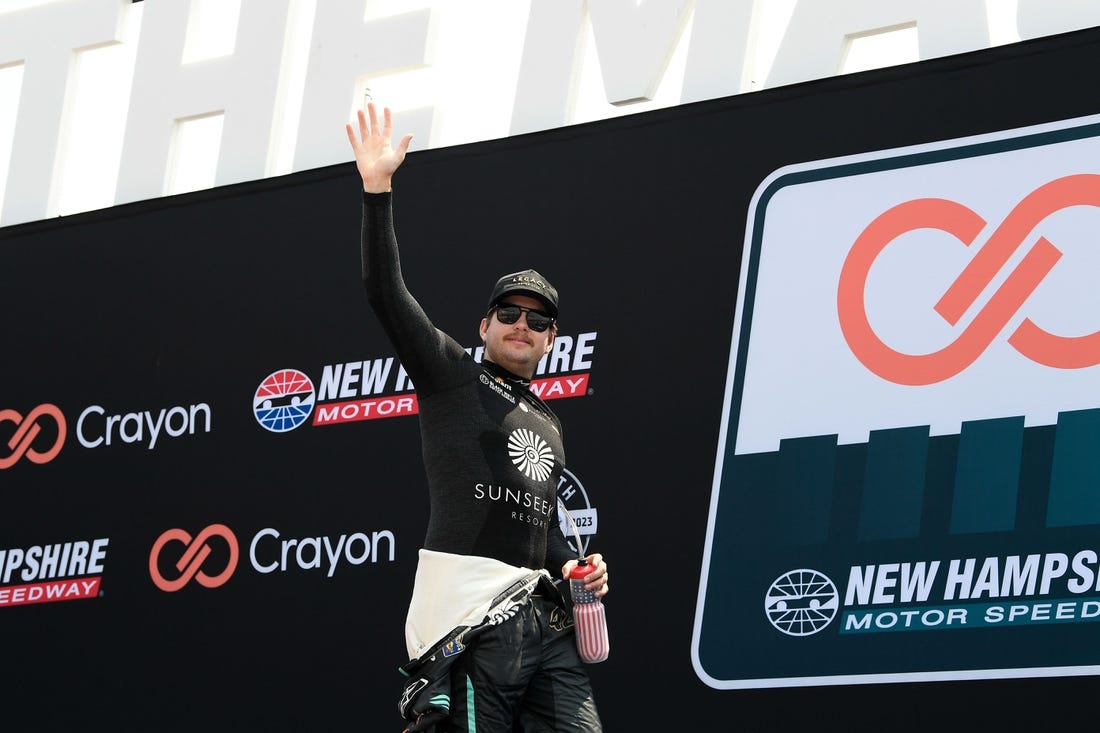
[5,27,1100,731]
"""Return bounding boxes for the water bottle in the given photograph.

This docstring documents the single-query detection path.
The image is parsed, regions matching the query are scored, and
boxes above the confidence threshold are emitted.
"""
[569,559,609,663]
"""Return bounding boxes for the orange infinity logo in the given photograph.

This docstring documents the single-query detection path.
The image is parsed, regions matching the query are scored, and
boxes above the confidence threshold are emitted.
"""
[149,524,239,592]
[838,174,1100,385]
[0,404,66,469]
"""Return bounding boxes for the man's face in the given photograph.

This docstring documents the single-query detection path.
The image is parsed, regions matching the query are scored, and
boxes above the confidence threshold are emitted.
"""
[479,294,556,379]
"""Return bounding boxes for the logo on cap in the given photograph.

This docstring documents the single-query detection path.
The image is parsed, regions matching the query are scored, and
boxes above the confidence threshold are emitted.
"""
[512,274,549,292]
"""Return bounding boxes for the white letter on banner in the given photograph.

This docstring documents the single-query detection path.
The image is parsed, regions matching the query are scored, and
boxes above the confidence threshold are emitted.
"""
[510,0,586,135]
[250,528,279,574]
[1017,0,1100,42]
[586,0,694,104]
[680,0,755,104]
[766,0,989,89]
[115,0,292,206]
[0,0,127,226]
[293,7,437,173]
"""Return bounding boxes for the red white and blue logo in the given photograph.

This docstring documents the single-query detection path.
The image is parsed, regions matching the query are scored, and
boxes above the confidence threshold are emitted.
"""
[253,369,315,433]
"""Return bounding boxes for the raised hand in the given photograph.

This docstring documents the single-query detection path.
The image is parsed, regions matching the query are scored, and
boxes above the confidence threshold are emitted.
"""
[345,102,414,193]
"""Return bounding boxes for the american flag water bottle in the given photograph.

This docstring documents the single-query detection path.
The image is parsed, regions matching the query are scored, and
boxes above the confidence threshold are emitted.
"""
[569,559,609,663]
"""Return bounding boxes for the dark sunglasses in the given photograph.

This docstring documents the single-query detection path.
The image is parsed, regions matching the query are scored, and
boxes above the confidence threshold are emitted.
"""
[491,303,555,332]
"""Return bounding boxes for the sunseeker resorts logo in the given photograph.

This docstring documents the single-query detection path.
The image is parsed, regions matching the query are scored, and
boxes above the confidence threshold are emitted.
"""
[694,114,1100,689]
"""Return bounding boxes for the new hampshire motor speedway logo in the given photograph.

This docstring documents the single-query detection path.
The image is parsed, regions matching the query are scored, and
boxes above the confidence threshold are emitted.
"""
[693,113,1100,689]
[0,537,108,608]
[253,332,597,433]
[766,553,1100,640]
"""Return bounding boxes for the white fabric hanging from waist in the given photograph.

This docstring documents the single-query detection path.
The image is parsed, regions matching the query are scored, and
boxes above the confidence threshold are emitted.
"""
[405,548,549,659]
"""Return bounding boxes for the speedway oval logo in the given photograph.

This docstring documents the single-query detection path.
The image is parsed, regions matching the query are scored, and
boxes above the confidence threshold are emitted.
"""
[253,369,315,433]
[764,569,838,636]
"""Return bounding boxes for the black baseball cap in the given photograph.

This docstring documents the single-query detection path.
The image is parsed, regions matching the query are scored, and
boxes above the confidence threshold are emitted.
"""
[487,269,559,318]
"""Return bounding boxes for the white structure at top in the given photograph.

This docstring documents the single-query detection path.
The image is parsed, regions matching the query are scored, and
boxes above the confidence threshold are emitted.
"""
[0,0,1097,227]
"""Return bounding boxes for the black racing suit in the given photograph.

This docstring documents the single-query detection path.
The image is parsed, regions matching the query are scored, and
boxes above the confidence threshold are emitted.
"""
[362,191,602,732]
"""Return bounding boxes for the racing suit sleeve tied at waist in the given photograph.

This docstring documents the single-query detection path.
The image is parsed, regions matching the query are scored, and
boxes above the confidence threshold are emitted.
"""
[404,549,548,659]
[399,551,546,728]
